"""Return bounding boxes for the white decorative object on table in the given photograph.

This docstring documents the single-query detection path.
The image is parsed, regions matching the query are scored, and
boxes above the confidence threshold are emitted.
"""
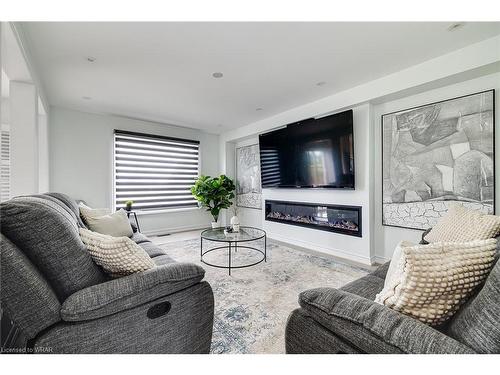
[211,221,220,229]
[230,215,240,232]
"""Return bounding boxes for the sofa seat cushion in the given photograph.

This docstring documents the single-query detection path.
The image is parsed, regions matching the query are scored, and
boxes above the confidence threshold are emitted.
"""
[139,241,167,259]
[153,254,178,266]
[0,197,107,300]
[130,232,151,245]
[340,275,385,300]
[446,259,500,353]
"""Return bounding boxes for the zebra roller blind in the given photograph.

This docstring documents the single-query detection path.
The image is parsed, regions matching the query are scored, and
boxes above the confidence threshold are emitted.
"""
[114,130,200,211]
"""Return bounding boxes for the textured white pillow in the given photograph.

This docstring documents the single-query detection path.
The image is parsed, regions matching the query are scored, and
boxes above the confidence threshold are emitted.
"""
[84,209,133,237]
[383,240,411,290]
[425,204,500,243]
[375,239,497,326]
[79,228,155,277]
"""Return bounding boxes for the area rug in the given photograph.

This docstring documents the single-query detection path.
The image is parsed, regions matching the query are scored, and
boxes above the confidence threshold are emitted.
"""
[159,237,369,354]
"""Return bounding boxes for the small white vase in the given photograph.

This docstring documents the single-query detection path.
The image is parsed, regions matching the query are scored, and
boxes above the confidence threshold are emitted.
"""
[230,215,240,232]
[211,221,219,229]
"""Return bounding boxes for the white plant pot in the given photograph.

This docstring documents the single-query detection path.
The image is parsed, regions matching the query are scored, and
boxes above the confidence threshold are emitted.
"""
[211,221,219,229]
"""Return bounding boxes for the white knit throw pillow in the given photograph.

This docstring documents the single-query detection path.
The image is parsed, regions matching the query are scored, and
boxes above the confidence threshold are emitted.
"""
[425,204,500,243]
[79,228,155,277]
[375,239,497,326]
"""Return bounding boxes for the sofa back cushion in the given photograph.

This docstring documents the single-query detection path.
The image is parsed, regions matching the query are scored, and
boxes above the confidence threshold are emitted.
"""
[1,234,62,339]
[447,258,500,353]
[45,192,88,228]
[0,196,107,300]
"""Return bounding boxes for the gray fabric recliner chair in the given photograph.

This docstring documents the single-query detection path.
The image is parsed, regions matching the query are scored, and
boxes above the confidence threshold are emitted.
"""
[1,193,214,354]
[285,247,500,354]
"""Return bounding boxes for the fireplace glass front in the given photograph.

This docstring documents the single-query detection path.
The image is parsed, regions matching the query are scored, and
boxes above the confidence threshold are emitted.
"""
[265,200,362,237]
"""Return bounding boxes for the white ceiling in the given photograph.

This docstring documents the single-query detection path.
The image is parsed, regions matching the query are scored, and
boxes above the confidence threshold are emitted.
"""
[22,22,500,133]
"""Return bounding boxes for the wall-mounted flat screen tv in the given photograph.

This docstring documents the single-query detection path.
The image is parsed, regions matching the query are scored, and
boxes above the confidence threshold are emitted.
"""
[259,109,354,189]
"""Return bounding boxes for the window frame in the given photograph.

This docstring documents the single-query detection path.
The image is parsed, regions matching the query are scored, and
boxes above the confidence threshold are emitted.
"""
[112,129,201,213]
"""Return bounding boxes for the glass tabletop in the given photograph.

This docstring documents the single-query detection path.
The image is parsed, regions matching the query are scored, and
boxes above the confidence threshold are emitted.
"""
[201,226,266,242]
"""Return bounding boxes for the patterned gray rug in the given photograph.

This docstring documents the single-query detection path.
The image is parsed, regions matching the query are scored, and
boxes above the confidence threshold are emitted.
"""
[159,237,369,354]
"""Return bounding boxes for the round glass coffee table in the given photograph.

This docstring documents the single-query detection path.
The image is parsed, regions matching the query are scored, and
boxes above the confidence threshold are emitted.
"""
[200,226,267,275]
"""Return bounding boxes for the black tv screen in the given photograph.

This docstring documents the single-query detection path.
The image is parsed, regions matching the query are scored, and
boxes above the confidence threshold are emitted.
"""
[259,109,354,189]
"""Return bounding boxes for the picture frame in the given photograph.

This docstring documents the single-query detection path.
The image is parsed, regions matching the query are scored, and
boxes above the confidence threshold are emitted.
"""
[381,89,495,230]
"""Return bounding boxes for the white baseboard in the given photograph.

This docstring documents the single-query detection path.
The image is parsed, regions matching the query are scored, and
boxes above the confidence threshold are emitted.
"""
[142,224,207,237]
[373,255,389,265]
[267,232,373,266]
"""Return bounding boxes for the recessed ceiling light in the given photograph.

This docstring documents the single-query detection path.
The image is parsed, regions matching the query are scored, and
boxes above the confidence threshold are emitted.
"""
[212,72,224,78]
[316,81,327,86]
[86,56,96,63]
[82,96,92,100]
[256,108,263,111]
[447,22,466,32]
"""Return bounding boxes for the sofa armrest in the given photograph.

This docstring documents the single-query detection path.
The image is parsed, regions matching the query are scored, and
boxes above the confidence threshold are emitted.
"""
[299,288,475,354]
[61,262,205,322]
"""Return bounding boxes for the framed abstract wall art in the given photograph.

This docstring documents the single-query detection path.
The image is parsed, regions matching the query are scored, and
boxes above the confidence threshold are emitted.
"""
[236,144,262,209]
[382,89,495,230]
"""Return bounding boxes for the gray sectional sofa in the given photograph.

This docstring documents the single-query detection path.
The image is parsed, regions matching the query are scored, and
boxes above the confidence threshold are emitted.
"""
[0,193,214,354]
[285,254,500,354]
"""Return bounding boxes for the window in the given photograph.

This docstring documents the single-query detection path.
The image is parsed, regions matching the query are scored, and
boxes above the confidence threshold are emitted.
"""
[0,124,10,202]
[113,130,200,211]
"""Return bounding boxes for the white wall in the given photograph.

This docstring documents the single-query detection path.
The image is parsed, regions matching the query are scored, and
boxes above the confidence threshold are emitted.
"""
[1,97,9,123]
[9,80,38,196]
[49,107,220,235]
[38,102,49,192]
[372,72,500,262]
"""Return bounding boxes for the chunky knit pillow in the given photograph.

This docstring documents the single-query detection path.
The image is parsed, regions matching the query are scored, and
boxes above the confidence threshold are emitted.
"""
[375,239,497,326]
[424,204,500,243]
[79,228,155,277]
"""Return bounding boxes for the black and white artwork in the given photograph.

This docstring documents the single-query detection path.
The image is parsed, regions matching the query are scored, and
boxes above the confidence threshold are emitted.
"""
[236,144,262,209]
[382,90,495,230]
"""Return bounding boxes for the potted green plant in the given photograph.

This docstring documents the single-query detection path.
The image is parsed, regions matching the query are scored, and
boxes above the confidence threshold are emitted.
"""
[125,200,134,211]
[191,175,236,228]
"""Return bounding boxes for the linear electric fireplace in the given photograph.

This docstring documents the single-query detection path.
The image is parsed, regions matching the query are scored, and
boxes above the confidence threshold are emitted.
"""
[265,200,362,237]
